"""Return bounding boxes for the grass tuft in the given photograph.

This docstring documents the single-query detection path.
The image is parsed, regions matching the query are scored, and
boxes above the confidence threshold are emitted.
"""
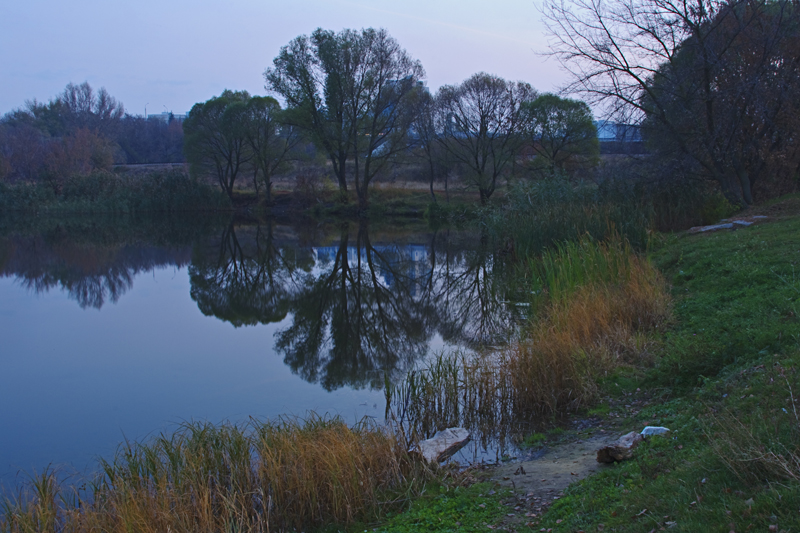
[1,415,421,532]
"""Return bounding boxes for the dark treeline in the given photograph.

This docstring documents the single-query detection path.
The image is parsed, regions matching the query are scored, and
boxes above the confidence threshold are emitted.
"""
[545,0,800,207]
[0,213,226,308]
[4,0,798,216]
[0,82,184,189]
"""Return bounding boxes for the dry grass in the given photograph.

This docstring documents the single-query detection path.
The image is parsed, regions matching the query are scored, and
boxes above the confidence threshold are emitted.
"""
[510,237,672,414]
[701,362,800,486]
[390,236,672,443]
[1,416,420,533]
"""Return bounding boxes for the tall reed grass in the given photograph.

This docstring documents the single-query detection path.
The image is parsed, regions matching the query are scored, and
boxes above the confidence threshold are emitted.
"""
[488,176,735,259]
[389,236,672,443]
[0,169,230,214]
[487,178,653,258]
[1,416,419,533]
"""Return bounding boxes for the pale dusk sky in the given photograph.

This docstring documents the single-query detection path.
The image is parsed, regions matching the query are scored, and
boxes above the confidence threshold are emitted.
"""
[0,0,568,115]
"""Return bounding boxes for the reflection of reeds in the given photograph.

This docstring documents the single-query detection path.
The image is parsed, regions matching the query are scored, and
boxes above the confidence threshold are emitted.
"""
[388,351,520,452]
[1,416,419,532]
[390,236,672,445]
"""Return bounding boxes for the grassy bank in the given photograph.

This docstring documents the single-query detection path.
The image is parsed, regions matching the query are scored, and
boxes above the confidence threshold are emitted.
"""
[1,416,422,532]
[380,198,800,532]
[506,204,800,531]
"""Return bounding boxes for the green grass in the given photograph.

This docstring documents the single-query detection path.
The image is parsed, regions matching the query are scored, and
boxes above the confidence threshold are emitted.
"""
[651,217,800,388]
[372,482,512,533]
[522,206,800,532]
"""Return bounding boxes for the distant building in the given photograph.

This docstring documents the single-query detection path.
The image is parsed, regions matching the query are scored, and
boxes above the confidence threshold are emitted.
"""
[147,111,189,123]
[593,120,642,143]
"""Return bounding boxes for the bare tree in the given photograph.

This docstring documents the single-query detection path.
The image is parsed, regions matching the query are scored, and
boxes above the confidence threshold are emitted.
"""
[436,73,536,205]
[544,0,800,205]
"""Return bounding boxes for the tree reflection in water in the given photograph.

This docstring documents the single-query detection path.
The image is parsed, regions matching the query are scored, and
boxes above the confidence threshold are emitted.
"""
[1,217,522,391]
[190,222,311,327]
[0,234,191,309]
[276,221,434,391]
[190,220,522,391]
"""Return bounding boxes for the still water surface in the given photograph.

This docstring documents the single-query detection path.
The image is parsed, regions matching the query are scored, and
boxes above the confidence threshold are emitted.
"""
[0,217,520,487]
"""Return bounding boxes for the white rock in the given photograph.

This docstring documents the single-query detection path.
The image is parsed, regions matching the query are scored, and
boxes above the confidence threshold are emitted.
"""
[641,426,670,437]
[412,428,471,463]
[689,222,737,233]
[733,220,753,226]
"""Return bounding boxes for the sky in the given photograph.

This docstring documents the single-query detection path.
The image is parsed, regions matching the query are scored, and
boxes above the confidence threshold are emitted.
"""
[0,0,568,117]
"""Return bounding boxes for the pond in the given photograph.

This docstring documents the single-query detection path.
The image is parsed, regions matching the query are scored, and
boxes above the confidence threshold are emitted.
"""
[0,215,523,488]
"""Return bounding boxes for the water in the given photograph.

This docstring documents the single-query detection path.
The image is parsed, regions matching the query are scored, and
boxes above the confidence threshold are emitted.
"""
[0,216,521,487]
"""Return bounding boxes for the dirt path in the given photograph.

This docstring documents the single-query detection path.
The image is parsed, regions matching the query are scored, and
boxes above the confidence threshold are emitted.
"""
[469,433,618,531]
[492,434,615,499]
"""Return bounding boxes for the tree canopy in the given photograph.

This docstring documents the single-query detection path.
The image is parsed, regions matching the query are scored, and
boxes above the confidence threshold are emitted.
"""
[184,90,253,199]
[436,72,536,204]
[266,27,425,209]
[524,94,599,177]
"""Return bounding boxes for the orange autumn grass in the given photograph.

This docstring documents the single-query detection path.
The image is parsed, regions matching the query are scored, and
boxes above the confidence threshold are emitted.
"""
[509,237,671,415]
[1,416,422,533]
[390,235,672,442]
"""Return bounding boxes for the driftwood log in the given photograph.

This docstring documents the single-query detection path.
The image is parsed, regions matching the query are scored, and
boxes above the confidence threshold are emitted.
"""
[596,431,644,463]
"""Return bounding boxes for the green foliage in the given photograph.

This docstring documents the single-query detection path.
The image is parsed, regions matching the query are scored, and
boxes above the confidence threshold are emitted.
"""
[0,169,230,214]
[184,90,252,198]
[375,482,510,533]
[520,432,548,449]
[486,177,653,258]
[523,93,599,177]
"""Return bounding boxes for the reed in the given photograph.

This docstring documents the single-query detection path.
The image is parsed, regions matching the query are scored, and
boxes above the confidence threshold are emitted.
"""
[1,415,419,533]
[0,169,230,214]
[512,236,671,414]
[389,236,672,442]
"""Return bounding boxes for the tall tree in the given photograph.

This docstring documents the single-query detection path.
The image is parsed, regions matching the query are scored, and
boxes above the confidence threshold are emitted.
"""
[436,73,536,205]
[544,0,800,205]
[524,94,599,177]
[244,96,302,204]
[409,88,450,202]
[184,90,252,199]
[265,27,425,209]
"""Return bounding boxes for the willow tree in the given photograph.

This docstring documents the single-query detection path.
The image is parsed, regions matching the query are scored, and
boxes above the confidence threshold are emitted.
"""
[436,73,536,205]
[524,94,599,177]
[183,90,252,199]
[265,27,425,209]
[244,96,302,204]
